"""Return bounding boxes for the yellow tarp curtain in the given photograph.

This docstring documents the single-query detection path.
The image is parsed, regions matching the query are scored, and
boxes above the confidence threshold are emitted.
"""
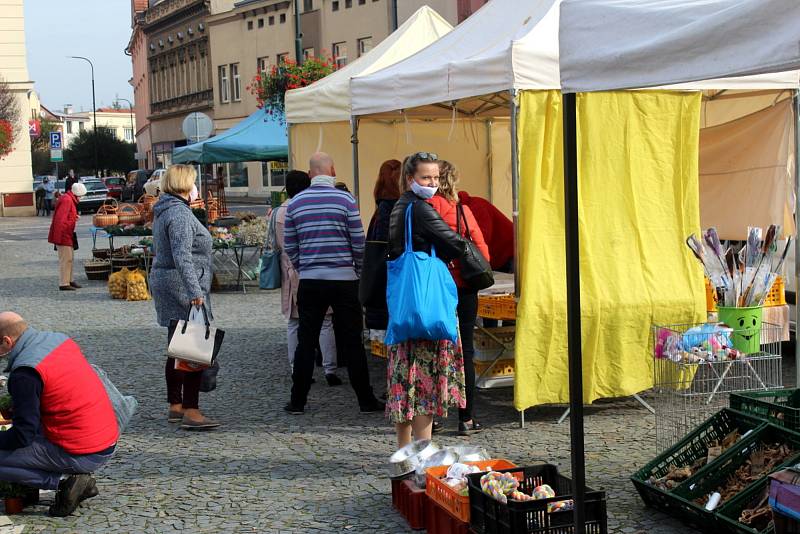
[514,90,706,411]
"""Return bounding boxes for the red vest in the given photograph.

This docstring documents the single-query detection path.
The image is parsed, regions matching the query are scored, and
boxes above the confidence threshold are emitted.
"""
[14,333,119,454]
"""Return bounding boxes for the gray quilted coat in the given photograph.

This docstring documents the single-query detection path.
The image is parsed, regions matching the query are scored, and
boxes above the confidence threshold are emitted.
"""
[149,193,213,327]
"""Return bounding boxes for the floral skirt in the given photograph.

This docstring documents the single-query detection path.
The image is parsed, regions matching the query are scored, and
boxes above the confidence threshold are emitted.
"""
[386,338,466,424]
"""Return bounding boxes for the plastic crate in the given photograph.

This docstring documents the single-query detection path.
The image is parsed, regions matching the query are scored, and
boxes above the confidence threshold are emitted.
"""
[395,479,427,530]
[706,276,785,312]
[474,327,515,362]
[730,389,800,431]
[426,496,469,534]
[631,409,765,513]
[475,359,515,378]
[775,512,800,534]
[371,339,388,359]
[477,294,516,320]
[426,459,516,522]
[467,464,607,534]
[716,478,774,534]
[673,423,800,530]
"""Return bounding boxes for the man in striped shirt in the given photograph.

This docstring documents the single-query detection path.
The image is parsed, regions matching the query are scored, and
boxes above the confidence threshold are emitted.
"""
[283,152,383,415]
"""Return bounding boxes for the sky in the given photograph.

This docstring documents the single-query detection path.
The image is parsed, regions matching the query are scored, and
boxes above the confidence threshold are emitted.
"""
[24,0,135,114]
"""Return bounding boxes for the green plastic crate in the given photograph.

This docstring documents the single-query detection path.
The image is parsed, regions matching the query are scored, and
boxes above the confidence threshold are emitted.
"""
[716,478,775,534]
[631,408,765,517]
[731,389,800,431]
[673,423,800,530]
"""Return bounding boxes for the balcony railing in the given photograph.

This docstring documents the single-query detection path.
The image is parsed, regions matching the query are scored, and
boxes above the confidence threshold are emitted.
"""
[150,89,213,115]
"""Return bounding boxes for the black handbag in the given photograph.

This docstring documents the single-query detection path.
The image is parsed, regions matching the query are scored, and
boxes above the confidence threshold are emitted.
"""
[457,204,494,290]
[359,240,389,308]
[200,360,219,393]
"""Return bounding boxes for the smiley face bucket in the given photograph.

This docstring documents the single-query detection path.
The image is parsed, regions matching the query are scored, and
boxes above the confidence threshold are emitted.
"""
[717,306,763,354]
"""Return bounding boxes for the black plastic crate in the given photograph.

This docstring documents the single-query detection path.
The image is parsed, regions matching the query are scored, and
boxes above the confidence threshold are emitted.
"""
[672,423,800,530]
[716,478,775,534]
[631,409,765,514]
[731,389,800,431]
[467,464,607,534]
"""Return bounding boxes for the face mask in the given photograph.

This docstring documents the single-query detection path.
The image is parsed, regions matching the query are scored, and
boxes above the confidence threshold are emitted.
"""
[189,185,199,202]
[411,181,438,199]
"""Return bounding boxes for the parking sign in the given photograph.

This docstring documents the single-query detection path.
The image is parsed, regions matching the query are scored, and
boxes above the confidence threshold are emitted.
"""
[49,132,62,150]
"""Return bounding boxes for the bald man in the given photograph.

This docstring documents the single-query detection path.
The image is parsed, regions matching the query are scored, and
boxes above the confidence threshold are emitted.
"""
[282,153,383,414]
[0,312,118,516]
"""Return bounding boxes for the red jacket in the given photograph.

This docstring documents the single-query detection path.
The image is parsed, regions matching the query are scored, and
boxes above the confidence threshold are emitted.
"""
[48,192,79,247]
[427,195,490,288]
[457,191,514,270]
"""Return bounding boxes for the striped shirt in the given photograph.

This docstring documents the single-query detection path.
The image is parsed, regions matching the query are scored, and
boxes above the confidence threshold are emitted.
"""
[284,178,365,281]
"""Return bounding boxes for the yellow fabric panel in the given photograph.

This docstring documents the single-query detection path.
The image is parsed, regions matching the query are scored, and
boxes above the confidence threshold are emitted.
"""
[514,90,706,410]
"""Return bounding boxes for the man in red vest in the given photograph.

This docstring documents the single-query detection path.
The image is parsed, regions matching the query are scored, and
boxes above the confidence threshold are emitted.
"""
[0,312,119,517]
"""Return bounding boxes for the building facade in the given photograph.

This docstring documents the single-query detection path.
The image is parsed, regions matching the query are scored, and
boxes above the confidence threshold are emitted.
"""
[127,0,153,169]
[0,0,35,216]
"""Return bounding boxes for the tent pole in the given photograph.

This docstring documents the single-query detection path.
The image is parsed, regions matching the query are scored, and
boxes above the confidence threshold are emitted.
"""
[562,91,586,534]
[487,119,494,203]
[351,115,361,209]
[509,91,520,299]
[794,90,799,389]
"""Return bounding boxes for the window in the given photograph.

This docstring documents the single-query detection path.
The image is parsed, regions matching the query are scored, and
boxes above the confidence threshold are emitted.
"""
[269,15,274,25]
[66,121,73,134]
[332,1,339,11]
[247,20,253,30]
[280,13,286,23]
[358,36,372,57]
[333,42,347,68]
[262,161,288,189]
[345,0,352,7]
[303,0,313,11]
[228,162,247,188]
[79,122,85,131]
[277,53,289,64]
[230,63,241,101]
[124,128,134,141]
[303,47,315,59]
[258,18,264,28]
[218,65,229,103]
[359,0,365,4]
[257,56,269,76]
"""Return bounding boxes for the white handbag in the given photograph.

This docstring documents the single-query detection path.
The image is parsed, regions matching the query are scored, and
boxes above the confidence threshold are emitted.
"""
[167,305,224,366]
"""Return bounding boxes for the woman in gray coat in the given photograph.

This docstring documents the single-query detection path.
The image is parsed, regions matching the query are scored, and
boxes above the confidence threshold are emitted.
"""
[149,164,219,430]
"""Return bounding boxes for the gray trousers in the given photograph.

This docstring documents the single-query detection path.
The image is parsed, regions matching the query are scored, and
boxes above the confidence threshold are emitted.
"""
[0,437,113,489]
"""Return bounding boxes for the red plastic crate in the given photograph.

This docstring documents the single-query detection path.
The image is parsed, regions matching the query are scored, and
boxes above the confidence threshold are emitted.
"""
[396,479,427,530]
[426,496,469,534]
[391,478,403,510]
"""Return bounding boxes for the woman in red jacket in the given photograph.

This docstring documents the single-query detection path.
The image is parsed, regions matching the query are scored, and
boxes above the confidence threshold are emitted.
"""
[427,160,490,435]
[47,183,86,291]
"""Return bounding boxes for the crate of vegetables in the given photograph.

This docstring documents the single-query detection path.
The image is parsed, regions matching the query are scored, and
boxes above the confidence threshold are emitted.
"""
[716,478,774,534]
[672,423,800,530]
[631,408,765,514]
[730,389,800,431]
[426,459,516,523]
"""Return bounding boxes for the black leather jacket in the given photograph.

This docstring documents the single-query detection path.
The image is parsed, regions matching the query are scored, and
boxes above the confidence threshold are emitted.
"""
[389,191,466,262]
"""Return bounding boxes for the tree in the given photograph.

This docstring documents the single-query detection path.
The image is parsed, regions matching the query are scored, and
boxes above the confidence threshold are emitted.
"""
[63,129,135,176]
[0,76,20,160]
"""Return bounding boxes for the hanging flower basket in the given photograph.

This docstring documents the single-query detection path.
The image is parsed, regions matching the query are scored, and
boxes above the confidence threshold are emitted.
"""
[247,55,336,121]
[0,120,14,160]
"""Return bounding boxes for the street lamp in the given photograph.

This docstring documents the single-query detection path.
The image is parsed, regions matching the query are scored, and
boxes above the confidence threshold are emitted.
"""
[114,97,135,144]
[69,56,98,177]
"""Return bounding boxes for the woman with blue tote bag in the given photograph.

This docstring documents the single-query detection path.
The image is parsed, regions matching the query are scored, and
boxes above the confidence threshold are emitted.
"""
[385,152,467,448]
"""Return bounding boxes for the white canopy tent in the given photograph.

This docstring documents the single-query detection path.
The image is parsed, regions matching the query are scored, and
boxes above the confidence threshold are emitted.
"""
[349,0,800,526]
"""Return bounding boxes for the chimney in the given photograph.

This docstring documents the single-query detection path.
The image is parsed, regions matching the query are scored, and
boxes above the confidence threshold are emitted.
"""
[64,104,73,115]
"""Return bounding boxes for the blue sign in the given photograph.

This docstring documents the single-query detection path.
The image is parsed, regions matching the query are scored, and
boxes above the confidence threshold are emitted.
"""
[49,132,62,150]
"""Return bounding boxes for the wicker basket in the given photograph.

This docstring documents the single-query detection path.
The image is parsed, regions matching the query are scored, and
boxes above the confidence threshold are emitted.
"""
[84,259,112,281]
[138,194,156,224]
[117,203,143,225]
[111,253,139,272]
[92,199,119,227]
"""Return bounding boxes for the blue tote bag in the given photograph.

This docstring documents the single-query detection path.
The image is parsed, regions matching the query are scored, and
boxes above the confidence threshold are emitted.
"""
[384,203,458,345]
[259,207,282,290]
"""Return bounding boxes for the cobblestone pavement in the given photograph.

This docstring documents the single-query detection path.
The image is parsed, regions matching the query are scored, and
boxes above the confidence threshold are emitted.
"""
[0,216,795,533]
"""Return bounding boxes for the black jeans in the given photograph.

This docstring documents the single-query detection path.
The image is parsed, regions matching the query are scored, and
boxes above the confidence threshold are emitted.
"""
[291,279,376,409]
[165,329,202,410]
[457,289,478,422]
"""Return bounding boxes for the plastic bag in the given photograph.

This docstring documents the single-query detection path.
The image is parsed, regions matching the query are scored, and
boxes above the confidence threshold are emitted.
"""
[108,267,130,299]
[126,268,151,301]
[385,203,459,345]
[92,364,137,433]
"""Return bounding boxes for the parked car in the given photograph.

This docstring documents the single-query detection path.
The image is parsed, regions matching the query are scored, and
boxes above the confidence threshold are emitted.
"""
[144,168,166,196]
[124,169,153,201]
[77,179,109,214]
[102,176,126,200]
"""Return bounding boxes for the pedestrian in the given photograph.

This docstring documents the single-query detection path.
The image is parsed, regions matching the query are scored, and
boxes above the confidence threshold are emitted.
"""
[427,160,489,435]
[34,184,45,216]
[42,177,55,216]
[149,164,219,430]
[47,183,85,291]
[274,170,341,386]
[0,312,118,517]
[364,159,402,332]
[386,152,468,447]
[456,190,513,272]
[283,152,383,415]
[64,170,78,195]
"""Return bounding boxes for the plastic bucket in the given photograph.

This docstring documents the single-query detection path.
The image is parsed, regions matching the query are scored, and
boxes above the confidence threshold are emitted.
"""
[717,306,763,354]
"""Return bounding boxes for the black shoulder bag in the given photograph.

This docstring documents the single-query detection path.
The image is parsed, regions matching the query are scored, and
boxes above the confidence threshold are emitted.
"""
[456,204,494,291]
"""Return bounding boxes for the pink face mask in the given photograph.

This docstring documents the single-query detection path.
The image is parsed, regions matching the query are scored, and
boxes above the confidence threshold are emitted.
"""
[189,185,199,202]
